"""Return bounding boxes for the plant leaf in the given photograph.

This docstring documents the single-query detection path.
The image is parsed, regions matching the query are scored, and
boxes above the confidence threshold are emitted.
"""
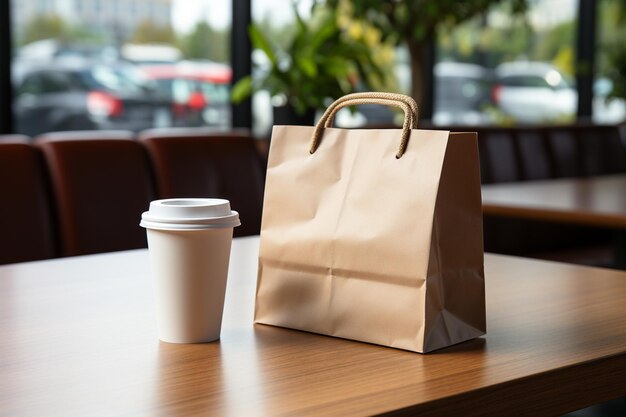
[230,76,253,103]
[249,25,277,65]
[297,56,318,77]
[309,16,337,50]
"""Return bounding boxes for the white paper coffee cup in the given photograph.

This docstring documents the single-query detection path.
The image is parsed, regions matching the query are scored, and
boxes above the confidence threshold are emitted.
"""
[140,198,240,343]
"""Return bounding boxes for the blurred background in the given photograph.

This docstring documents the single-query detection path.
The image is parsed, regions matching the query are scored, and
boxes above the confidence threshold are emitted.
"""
[4,0,626,138]
[2,0,626,276]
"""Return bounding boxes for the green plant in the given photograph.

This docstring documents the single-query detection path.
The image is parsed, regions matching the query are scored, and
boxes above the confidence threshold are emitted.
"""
[231,5,386,115]
[601,0,626,101]
[327,0,528,108]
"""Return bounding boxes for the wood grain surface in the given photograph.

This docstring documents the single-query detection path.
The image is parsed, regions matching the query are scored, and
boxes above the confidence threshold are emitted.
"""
[1,236,626,416]
[481,174,626,229]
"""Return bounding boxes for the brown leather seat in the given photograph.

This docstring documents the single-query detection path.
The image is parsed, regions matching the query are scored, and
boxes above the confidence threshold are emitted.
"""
[0,142,57,264]
[37,133,156,256]
[544,126,580,178]
[515,127,552,180]
[575,124,626,175]
[139,128,264,237]
[476,127,522,184]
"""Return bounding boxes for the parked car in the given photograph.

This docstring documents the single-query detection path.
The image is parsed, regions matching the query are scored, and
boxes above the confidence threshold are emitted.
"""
[140,61,232,129]
[433,62,494,125]
[493,61,576,123]
[13,60,175,136]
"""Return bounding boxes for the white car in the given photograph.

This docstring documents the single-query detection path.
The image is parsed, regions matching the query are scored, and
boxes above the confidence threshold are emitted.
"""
[493,62,576,123]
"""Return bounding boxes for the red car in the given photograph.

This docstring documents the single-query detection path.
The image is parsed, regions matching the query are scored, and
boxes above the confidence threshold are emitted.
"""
[141,62,232,128]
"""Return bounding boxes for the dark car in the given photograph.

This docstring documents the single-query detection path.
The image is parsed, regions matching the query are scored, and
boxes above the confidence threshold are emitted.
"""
[13,61,175,136]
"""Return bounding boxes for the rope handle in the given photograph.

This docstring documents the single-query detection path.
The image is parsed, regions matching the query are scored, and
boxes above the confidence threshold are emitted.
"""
[322,92,418,129]
[310,93,418,158]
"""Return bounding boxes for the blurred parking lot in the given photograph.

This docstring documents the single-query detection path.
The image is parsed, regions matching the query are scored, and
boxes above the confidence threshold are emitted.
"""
[12,40,232,136]
[13,39,626,137]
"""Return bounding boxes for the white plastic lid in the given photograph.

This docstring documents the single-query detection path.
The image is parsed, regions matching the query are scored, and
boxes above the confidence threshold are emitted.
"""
[140,198,240,231]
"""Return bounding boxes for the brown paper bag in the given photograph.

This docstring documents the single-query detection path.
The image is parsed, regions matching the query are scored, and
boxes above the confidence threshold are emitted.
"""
[254,92,485,353]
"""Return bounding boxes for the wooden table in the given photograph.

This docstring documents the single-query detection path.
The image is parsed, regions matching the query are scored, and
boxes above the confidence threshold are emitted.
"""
[481,174,626,229]
[482,174,626,267]
[2,236,626,416]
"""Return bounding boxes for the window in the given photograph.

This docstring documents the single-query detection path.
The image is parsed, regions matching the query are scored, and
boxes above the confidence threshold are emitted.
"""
[433,0,579,125]
[250,0,314,137]
[11,0,232,136]
[593,0,626,123]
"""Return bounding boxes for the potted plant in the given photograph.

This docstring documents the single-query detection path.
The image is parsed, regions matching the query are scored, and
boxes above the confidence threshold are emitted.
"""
[231,5,388,126]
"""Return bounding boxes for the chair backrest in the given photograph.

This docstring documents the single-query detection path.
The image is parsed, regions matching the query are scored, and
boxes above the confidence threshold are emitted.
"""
[514,127,552,181]
[444,123,626,183]
[139,129,264,237]
[574,124,626,175]
[37,132,156,256]
[544,126,581,178]
[475,127,522,184]
[0,142,57,264]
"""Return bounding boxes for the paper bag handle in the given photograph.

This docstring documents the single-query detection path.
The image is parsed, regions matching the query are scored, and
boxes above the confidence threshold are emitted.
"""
[310,92,419,159]
[322,92,419,129]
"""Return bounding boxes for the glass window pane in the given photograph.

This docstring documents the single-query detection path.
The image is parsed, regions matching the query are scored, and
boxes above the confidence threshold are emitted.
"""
[434,0,578,126]
[250,0,314,137]
[593,0,626,124]
[11,0,232,136]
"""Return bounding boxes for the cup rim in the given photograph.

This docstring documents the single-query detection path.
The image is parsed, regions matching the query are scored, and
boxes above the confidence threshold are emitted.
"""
[140,197,240,231]
[140,212,241,231]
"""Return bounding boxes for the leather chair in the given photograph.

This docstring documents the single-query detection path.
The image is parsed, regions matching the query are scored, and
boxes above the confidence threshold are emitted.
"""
[575,124,626,175]
[515,127,552,180]
[544,126,580,178]
[139,129,264,237]
[37,132,156,256]
[0,142,57,264]
[476,127,522,184]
